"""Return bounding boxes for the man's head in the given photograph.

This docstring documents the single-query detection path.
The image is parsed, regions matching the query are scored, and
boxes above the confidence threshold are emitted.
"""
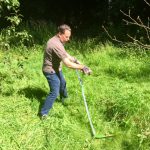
[57,24,71,44]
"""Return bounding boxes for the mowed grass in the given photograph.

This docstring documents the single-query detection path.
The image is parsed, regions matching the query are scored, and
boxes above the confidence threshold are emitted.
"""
[0,43,150,150]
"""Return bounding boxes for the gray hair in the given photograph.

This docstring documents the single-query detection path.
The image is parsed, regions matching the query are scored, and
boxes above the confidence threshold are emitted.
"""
[57,24,71,34]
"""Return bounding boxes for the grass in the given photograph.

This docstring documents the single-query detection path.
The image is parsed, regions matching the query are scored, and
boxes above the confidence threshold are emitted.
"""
[0,40,150,149]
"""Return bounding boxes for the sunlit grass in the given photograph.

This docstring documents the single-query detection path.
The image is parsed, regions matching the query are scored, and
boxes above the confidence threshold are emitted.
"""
[0,42,150,150]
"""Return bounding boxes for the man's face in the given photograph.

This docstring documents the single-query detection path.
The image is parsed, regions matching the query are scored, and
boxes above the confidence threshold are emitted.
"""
[59,30,71,44]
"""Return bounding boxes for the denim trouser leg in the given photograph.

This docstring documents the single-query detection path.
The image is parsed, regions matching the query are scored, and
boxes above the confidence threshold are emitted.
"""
[58,71,68,99]
[41,71,68,115]
[41,72,60,115]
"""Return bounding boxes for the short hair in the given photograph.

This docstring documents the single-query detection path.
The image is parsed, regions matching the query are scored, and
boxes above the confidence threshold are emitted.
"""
[57,24,71,34]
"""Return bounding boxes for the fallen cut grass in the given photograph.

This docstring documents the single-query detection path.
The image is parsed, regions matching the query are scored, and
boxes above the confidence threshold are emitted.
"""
[0,43,150,150]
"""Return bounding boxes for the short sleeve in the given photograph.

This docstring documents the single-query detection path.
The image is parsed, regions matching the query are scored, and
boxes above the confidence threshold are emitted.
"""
[53,44,68,60]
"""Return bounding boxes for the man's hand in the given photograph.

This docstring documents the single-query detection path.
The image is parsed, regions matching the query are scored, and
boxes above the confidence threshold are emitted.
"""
[82,66,92,75]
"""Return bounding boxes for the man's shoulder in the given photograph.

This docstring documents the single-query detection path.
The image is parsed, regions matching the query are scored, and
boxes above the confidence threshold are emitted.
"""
[47,35,63,49]
[48,35,59,44]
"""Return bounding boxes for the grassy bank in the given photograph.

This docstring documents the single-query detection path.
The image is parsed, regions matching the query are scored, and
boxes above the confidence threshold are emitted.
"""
[0,41,150,149]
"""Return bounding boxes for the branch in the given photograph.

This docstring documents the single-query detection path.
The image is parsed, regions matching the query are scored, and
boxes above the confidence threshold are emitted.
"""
[102,25,150,49]
[137,16,150,42]
[102,0,150,50]
[121,10,150,30]
[102,25,123,43]
[121,9,150,43]
[144,0,150,6]
[127,34,150,49]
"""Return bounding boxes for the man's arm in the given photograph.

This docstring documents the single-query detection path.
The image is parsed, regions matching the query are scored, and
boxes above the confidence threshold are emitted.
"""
[62,57,92,75]
[62,57,84,70]
[65,53,81,64]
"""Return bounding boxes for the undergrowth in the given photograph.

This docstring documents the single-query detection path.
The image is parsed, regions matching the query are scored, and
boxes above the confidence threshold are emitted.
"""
[0,41,149,149]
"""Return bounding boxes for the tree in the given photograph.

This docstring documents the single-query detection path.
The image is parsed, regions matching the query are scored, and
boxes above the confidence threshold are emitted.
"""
[0,0,20,27]
[0,0,32,49]
[103,0,150,50]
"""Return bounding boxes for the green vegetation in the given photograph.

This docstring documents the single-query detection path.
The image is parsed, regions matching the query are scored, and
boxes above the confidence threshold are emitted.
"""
[0,40,150,149]
[0,22,150,149]
[0,0,149,149]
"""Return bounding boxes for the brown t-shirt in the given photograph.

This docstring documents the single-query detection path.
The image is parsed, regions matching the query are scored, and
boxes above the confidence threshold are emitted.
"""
[42,35,68,73]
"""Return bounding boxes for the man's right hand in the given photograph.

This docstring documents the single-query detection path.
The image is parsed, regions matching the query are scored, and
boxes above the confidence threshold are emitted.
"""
[82,66,92,75]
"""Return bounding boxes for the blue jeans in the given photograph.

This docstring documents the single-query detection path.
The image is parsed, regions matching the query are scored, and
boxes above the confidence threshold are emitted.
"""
[41,71,68,115]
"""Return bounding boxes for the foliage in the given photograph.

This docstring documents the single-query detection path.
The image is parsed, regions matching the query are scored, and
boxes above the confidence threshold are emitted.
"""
[0,0,19,12]
[0,26,32,50]
[0,0,32,50]
[17,20,56,45]
[0,0,20,25]
[0,41,150,150]
[1,0,149,49]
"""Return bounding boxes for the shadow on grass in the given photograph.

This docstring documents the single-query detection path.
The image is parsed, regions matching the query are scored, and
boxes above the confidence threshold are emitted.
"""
[18,86,47,115]
[121,139,139,150]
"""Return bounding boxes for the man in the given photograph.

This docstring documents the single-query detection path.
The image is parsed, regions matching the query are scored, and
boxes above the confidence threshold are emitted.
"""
[40,24,91,119]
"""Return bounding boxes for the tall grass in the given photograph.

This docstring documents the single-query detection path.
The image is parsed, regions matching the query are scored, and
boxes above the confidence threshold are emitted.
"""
[0,23,150,150]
